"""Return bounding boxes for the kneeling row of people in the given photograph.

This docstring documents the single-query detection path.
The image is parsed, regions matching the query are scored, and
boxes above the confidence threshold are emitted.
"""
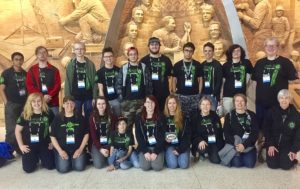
[15,90,300,173]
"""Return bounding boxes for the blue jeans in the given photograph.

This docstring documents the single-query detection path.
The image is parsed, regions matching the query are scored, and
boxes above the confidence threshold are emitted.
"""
[165,146,190,169]
[207,95,218,111]
[54,150,86,173]
[50,106,59,116]
[199,143,221,164]
[130,150,140,168]
[90,145,108,169]
[230,148,257,168]
[75,99,93,120]
[108,149,132,170]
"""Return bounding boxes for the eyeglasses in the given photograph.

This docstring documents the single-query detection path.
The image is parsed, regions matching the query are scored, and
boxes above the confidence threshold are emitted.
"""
[184,49,194,53]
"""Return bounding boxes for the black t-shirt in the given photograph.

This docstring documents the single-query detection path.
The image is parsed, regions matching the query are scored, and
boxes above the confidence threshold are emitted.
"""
[72,61,93,101]
[202,59,223,100]
[17,111,54,146]
[252,56,298,108]
[0,67,27,104]
[173,59,203,95]
[108,131,133,150]
[96,66,119,100]
[140,54,172,98]
[124,64,145,100]
[50,115,88,154]
[222,59,253,97]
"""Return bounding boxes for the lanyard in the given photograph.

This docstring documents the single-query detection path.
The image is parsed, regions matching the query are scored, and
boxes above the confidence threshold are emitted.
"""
[104,69,115,87]
[201,117,215,135]
[39,68,46,84]
[236,112,251,133]
[29,115,43,134]
[183,60,193,77]
[150,57,160,73]
[232,62,242,80]
[128,63,140,85]
[14,71,25,90]
[145,119,155,137]
[167,117,177,133]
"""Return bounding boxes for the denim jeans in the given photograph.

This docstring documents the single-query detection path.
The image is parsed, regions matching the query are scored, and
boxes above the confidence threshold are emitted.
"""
[130,150,140,168]
[230,148,256,168]
[165,146,190,169]
[90,145,108,169]
[207,95,218,111]
[54,150,86,173]
[109,98,121,117]
[50,106,59,116]
[75,99,93,121]
[108,149,132,170]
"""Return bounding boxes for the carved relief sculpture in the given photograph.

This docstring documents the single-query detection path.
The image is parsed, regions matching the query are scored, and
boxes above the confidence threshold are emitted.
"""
[271,5,291,48]
[58,0,110,43]
[214,40,226,64]
[201,3,215,28]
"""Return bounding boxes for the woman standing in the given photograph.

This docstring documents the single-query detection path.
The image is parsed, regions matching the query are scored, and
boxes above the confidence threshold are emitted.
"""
[89,96,117,169]
[191,96,224,164]
[50,96,89,173]
[15,92,54,173]
[135,95,165,171]
[164,95,191,169]
[220,94,258,168]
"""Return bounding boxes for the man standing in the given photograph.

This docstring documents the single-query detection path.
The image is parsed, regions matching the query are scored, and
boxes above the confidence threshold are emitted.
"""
[26,46,61,115]
[96,47,120,116]
[65,42,97,119]
[140,37,173,111]
[202,42,222,111]
[0,52,27,154]
[172,42,203,117]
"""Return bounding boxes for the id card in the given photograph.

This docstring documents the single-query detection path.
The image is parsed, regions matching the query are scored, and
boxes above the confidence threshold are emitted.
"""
[234,80,242,89]
[30,134,39,143]
[100,136,108,144]
[131,84,139,92]
[42,84,48,93]
[263,74,270,83]
[208,135,216,144]
[152,73,159,80]
[185,79,192,87]
[242,132,249,140]
[148,136,157,145]
[204,81,210,88]
[78,80,85,89]
[107,86,115,95]
[19,89,26,96]
[66,135,75,144]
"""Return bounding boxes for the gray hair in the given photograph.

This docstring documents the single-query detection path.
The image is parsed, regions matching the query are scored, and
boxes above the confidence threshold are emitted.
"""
[277,89,292,100]
[199,95,212,108]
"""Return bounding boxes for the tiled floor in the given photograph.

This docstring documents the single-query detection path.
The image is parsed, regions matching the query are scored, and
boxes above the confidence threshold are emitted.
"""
[0,125,299,189]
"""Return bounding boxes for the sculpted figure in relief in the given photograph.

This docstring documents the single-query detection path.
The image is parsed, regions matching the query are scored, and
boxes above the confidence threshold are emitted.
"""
[271,5,290,48]
[58,0,110,43]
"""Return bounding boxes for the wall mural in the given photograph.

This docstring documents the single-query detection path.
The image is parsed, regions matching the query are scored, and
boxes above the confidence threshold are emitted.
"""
[0,0,300,119]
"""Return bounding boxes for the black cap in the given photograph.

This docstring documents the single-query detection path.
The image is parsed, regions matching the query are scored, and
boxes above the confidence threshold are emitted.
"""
[148,37,161,46]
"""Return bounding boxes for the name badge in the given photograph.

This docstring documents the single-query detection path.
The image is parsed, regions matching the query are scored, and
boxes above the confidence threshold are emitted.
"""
[42,84,48,93]
[78,80,85,89]
[185,79,192,87]
[152,73,159,80]
[100,136,108,144]
[148,136,157,145]
[131,84,139,92]
[204,81,210,88]
[66,135,75,144]
[165,132,178,144]
[234,80,242,89]
[30,134,39,143]
[208,135,216,144]
[19,89,26,96]
[242,132,249,140]
[263,74,270,83]
[107,86,115,95]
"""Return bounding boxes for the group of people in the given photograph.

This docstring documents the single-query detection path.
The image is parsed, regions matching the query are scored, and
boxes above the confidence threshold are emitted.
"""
[0,36,299,173]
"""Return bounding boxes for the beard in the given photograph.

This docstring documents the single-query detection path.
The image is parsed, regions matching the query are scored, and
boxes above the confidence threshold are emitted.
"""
[150,48,160,55]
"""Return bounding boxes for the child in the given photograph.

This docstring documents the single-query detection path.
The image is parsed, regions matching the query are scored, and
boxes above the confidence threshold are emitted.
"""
[107,117,133,171]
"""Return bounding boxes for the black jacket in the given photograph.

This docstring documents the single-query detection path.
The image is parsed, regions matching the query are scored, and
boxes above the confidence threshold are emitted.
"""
[191,111,224,153]
[223,110,258,148]
[165,116,191,154]
[135,114,165,154]
[263,104,300,153]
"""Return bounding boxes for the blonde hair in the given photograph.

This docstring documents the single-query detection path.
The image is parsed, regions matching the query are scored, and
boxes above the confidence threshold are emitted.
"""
[164,95,183,130]
[23,93,49,120]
